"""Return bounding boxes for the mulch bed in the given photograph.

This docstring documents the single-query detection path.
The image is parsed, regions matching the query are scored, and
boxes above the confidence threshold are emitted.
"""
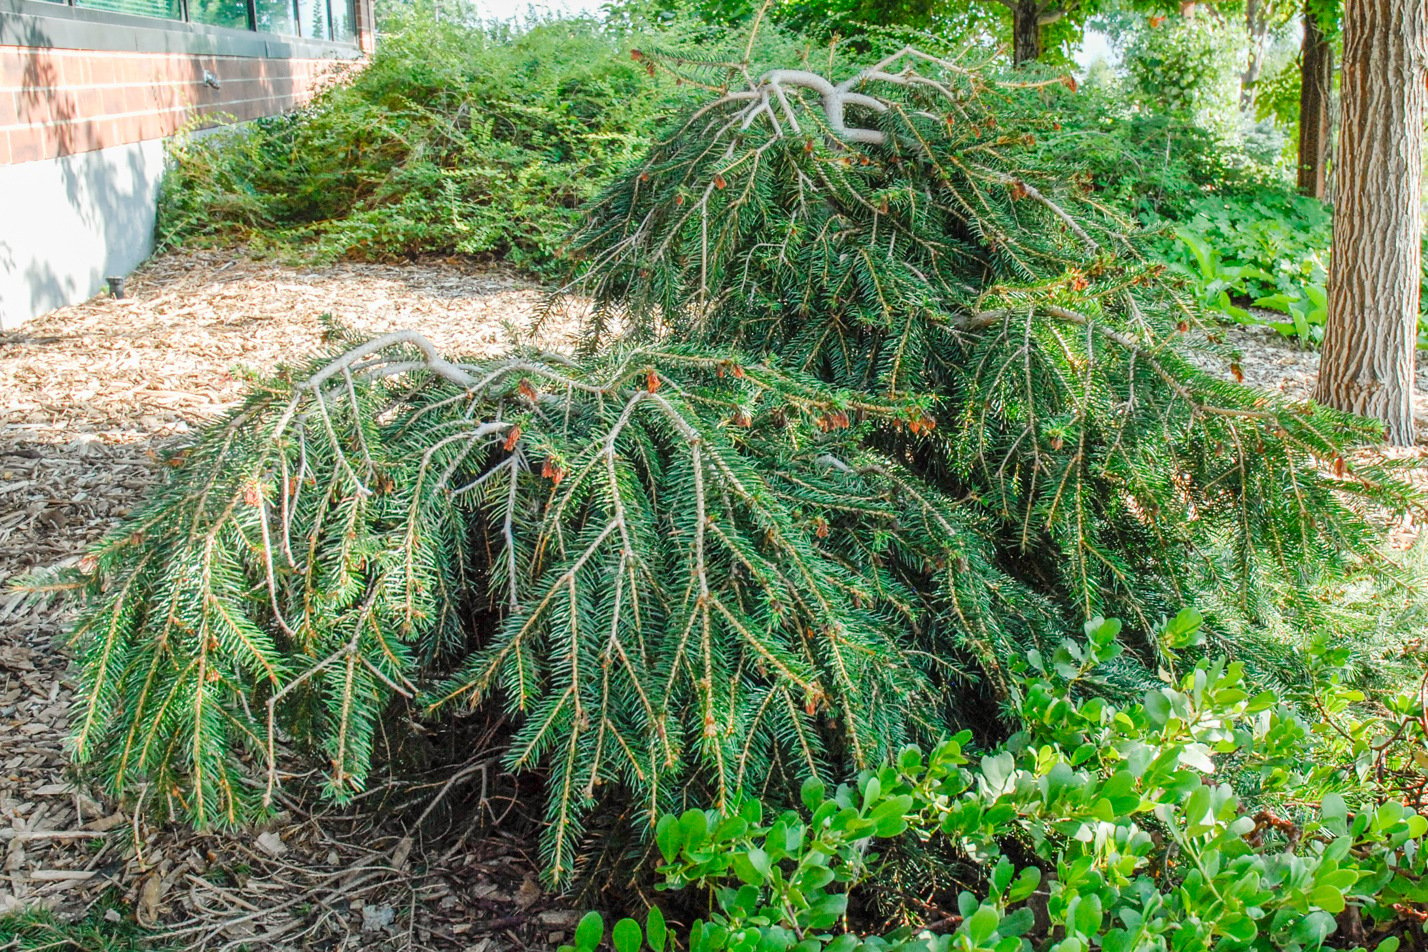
[0,249,584,950]
[1,250,1425,948]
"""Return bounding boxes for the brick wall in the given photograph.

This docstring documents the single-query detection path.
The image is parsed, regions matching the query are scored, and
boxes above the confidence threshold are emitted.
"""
[0,45,358,165]
[353,0,375,53]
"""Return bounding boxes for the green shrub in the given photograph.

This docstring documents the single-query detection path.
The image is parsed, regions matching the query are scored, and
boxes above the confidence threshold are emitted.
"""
[566,46,1417,660]
[38,337,999,880]
[1152,190,1333,344]
[1123,13,1247,144]
[1150,191,1428,348]
[157,12,806,274]
[562,618,1428,951]
[35,43,1426,890]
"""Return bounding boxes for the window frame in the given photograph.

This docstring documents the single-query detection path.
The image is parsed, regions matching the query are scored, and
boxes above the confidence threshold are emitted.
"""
[2,0,362,52]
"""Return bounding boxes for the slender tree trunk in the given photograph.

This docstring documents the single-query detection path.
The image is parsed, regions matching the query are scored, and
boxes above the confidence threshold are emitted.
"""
[1296,2,1333,198]
[1241,0,1268,109]
[1313,0,1425,446]
[1012,0,1042,65]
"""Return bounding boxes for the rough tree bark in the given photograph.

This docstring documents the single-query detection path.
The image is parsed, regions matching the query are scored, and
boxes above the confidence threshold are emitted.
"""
[1313,0,1425,446]
[998,0,1067,65]
[1296,1,1333,199]
[1011,0,1043,65]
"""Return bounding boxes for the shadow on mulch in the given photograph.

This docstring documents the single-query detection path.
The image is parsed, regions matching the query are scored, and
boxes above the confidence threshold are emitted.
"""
[0,248,594,950]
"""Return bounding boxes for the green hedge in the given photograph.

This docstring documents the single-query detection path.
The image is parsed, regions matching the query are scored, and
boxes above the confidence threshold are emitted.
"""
[157,12,807,274]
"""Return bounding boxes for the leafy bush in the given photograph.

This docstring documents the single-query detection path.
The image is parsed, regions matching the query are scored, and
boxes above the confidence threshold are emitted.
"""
[1153,191,1333,343]
[157,12,804,274]
[1152,191,1428,348]
[38,43,1425,889]
[562,618,1428,951]
[1123,14,1247,143]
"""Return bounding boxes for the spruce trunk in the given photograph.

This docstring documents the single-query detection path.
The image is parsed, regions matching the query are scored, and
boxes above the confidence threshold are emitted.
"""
[1297,2,1333,199]
[1012,0,1042,65]
[1314,0,1425,446]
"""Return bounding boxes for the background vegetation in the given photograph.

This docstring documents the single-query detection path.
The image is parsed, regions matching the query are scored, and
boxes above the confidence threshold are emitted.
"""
[158,12,807,274]
[159,3,1427,348]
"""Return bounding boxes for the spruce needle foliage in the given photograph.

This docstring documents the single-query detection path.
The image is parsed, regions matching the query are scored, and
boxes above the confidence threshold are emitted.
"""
[39,335,1022,881]
[33,44,1426,888]
[562,45,1420,670]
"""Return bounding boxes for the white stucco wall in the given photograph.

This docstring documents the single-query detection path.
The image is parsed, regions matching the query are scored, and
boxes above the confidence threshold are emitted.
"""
[0,137,165,329]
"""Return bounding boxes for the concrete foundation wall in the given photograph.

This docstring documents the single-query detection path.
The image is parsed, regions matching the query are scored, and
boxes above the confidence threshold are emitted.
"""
[0,137,164,329]
[0,0,374,328]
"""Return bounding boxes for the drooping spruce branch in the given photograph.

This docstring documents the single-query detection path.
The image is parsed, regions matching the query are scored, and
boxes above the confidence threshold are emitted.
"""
[33,333,1034,882]
[562,45,1423,667]
[33,46,1428,891]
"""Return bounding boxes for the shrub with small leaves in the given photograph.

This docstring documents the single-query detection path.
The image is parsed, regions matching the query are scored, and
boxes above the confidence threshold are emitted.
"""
[562,616,1428,951]
[1124,14,1247,142]
[157,12,810,274]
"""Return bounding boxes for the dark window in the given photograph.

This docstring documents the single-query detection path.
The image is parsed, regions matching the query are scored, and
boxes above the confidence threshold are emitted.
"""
[254,0,298,35]
[188,0,251,28]
[329,0,354,42]
[296,0,327,40]
[38,0,358,40]
[72,0,181,18]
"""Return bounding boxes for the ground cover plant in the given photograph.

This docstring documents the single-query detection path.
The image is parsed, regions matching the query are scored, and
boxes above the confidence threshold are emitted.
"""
[561,618,1428,950]
[1151,191,1428,349]
[1041,72,1351,349]
[28,29,1428,923]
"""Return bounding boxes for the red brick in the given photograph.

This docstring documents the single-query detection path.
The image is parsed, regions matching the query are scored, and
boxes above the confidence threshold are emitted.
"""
[107,114,141,147]
[27,50,62,89]
[8,125,46,163]
[48,122,77,158]
[56,54,87,87]
[71,118,111,153]
[0,49,26,89]
[159,110,185,138]
[0,49,54,90]
[108,58,146,86]
[150,84,185,113]
[1,46,369,166]
[56,90,85,124]
[14,86,49,124]
[89,56,121,87]
[97,84,127,118]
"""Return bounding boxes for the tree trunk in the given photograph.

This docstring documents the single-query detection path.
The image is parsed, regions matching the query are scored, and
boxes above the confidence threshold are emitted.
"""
[1313,0,1425,446]
[1241,0,1268,109]
[1012,0,1042,65]
[1296,2,1333,199]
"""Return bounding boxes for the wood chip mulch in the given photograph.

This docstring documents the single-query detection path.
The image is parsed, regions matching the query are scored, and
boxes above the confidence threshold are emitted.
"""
[1188,320,1428,548]
[1,251,1426,949]
[0,249,586,950]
